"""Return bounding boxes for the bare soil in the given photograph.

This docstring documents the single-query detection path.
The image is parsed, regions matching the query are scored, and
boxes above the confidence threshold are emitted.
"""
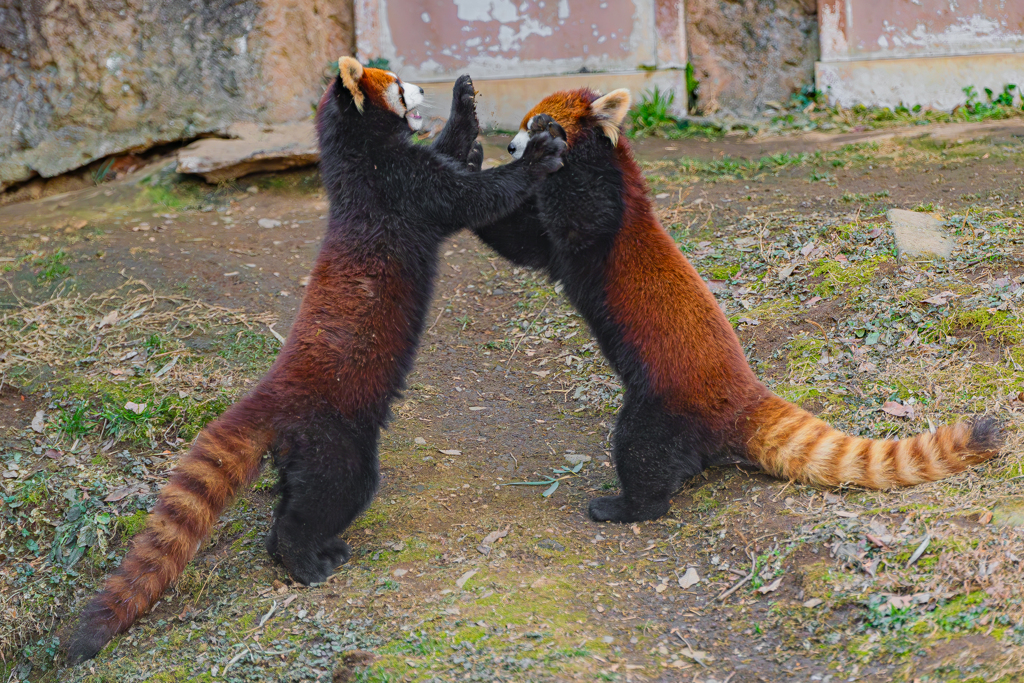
[1,121,1023,683]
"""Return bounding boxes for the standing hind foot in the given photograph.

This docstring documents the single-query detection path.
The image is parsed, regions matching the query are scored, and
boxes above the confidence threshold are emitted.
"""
[588,494,671,523]
[276,534,352,585]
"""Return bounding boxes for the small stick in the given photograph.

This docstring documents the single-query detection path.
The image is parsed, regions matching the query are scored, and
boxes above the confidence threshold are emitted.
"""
[505,296,553,372]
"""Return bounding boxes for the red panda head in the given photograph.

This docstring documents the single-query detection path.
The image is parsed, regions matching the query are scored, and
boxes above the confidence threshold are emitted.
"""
[334,56,426,131]
[506,88,631,159]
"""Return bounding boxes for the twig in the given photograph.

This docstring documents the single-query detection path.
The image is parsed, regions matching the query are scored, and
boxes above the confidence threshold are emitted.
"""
[506,296,553,373]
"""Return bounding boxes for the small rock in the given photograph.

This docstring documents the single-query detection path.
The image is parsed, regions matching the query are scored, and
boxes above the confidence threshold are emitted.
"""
[564,453,591,466]
[601,636,614,644]
[537,539,565,551]
[393,568,408,577]
[414,437,426,445]
[31,410,45,433]
[992,497,1024,528]
[678,567,700,589]
[803,597,824,608]
[258,218,282,229]
[887,208,954,260]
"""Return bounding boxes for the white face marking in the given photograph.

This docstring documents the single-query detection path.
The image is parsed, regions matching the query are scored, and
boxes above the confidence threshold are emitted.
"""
[402,81,425,131]
[507,117,531,159]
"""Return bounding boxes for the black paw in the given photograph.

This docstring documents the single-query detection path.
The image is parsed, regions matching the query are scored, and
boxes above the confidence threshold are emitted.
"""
[285,537,352,585]
[522,130,567,177]
[264,525,281,562]
[466,141,484,172]
[450,74,478,133]
[528,113,567,142]
[588,495,671,523]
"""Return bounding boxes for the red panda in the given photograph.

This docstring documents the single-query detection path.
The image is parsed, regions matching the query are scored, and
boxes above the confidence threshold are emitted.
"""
[65,58,565,664]
[474,89,1001,524]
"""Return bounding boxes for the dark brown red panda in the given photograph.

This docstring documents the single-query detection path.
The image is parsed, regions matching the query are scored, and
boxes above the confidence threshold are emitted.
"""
[65,58,565,664]
[474,88,1001,524]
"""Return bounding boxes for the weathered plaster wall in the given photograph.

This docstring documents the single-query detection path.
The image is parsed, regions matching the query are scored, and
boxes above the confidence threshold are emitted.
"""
[356,0,657,81]
[0,0,353,191]
[818,0,1024,62]
[816,0,1024,110]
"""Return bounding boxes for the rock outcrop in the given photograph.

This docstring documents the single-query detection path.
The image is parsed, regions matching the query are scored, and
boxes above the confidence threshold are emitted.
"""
[676,0,819,116]
[0,0,353,191]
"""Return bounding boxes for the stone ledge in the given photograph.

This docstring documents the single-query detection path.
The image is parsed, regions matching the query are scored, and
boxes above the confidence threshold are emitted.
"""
[175,123,319,183]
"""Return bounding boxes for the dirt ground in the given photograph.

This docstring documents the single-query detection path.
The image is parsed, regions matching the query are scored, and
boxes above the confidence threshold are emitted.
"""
[2,121,1024,683]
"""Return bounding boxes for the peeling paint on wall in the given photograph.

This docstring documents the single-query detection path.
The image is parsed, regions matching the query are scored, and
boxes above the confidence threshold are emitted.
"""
[357,0,656,81]
[818,0,1024,61]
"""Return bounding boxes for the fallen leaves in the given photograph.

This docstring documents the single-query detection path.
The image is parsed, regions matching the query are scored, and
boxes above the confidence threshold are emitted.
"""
[921,291,956,306]
[881,400,915,419]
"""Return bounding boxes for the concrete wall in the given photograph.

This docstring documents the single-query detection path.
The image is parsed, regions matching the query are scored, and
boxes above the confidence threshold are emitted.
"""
[817,0,1024,109]
[357,0,820,121]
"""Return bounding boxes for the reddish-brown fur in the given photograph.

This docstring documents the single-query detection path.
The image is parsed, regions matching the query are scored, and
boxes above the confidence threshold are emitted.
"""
[479,89,1001,521]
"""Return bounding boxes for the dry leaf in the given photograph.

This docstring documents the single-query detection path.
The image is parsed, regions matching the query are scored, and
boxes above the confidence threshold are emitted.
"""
[757,577,783,594]
[481,528,510,546]
[803,598,824,608]
[921,291,956,306]
[31,410,45,433]
[881,401,914,418]
[98,310,119,328]
[456,569,477,589]
[438,449,462,456]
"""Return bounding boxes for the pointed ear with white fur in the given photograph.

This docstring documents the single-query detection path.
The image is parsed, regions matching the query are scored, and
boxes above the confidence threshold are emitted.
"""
[591,89,631,146]
[338,56,365,113]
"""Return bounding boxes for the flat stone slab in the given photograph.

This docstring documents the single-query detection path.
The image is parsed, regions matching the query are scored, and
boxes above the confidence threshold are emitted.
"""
[176,122,318,183]
[992,497,1024,529]
[887,208,954,260]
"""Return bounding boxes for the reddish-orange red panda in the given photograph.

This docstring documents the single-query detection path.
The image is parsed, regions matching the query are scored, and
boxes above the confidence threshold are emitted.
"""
[66,58,565,664]
[475,88,1001,523]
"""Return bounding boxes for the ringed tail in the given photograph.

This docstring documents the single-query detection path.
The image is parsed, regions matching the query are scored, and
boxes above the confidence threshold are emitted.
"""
[740,394,1001,489]
[66,398,274,664]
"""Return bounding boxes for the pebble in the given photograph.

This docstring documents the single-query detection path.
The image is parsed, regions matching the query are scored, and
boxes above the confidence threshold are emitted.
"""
[258,218,282,229]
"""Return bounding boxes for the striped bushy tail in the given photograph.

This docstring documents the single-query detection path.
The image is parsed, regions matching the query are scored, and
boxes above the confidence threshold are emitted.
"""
[66,399,274,664]
[740,394,1001,489]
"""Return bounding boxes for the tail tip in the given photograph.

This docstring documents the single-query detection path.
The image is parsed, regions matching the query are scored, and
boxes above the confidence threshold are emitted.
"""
[65,605,121,666]
[967,416,1004,459]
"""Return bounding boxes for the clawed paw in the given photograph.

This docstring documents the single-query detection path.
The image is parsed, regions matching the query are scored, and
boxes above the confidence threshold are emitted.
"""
[453,74,477,111]
[588,495,670,523]
[529,113,566,142]
[467,141,484,172]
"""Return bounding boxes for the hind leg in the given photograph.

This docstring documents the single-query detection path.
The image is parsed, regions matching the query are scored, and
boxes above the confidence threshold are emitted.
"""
[588,396,705,523]
[267,418,379,584]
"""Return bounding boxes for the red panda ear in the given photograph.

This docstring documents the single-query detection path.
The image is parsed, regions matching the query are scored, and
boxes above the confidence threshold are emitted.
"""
[338,56,365,113]
[591,89,631,146]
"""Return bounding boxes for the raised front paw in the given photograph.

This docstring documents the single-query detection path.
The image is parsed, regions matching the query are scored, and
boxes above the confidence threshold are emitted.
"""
[521,130,567,177]
[528,113,567,142]
[453,74,477,112]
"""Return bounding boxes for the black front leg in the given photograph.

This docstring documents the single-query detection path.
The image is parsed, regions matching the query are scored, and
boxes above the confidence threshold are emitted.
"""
[472,201,553,270]
[432,74,480,164]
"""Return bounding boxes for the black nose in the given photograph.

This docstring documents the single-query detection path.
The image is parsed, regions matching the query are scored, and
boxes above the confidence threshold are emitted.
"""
[507,142,516,154]
[418,86,424,94]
